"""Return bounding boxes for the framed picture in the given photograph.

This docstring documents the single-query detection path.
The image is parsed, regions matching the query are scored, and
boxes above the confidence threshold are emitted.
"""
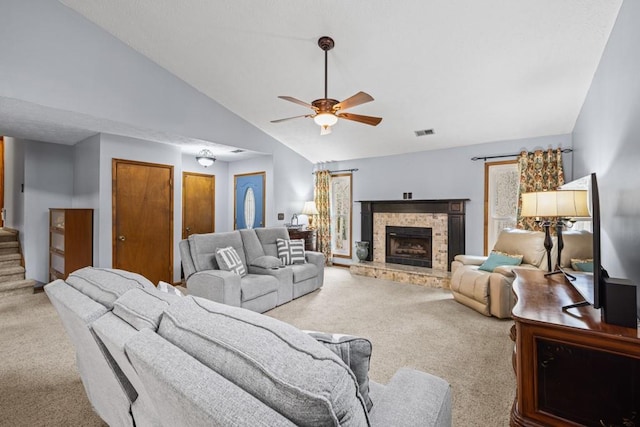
[330,173,352,258]
[484,160,519,254]
[234,171,265,229]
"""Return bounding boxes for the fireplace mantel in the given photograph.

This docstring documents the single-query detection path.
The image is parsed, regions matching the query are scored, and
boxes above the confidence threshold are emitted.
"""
[357,199,469,270]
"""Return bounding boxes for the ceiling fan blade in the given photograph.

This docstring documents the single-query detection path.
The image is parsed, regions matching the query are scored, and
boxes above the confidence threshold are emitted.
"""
[334,91,374,111]
[337,112,382,126]
[270,114,312,123]
[277,96,315,110]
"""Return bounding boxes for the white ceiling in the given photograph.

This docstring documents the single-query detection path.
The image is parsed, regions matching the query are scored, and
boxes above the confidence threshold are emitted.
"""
[56,0,621,163]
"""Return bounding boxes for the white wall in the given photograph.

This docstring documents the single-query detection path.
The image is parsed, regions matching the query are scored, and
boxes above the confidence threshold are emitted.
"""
[572,0,640,284]
[23,141,74,282]
[323,134,573,263]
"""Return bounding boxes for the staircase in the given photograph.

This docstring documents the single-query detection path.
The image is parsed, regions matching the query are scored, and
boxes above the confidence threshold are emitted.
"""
[0,229,36,297]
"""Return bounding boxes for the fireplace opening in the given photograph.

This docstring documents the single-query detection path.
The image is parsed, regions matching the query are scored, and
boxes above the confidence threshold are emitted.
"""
[385,226,432,268]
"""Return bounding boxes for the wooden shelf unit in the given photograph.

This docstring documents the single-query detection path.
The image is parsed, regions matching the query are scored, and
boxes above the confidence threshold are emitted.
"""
[49,208,94,281]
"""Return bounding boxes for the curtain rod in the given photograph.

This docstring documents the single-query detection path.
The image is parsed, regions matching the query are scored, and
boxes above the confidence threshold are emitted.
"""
[312,168,359,174]
[471,148,573,161]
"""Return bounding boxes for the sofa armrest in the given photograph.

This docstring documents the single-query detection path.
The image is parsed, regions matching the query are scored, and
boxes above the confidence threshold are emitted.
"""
[185,270,241,307]
[454,254,487,265]
[368,368,451,427]
[305,251,325,266]
[305,251,325,285]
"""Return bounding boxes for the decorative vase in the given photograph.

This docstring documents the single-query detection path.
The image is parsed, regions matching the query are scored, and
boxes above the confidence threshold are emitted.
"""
[355,241,369,262]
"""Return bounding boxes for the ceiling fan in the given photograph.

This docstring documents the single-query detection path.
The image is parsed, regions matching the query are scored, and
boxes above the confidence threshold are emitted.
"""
[271,36,382,135]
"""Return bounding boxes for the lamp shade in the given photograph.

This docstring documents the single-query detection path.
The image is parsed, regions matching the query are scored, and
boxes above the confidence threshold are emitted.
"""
[301,201,319,216]
[521,190,590,218]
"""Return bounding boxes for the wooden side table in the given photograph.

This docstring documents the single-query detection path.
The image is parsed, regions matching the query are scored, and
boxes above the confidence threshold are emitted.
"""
[287,228,317,252]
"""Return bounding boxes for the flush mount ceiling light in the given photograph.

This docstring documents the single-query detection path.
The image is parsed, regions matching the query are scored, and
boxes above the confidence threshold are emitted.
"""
[196,149,216,167]
[271,36,382,135]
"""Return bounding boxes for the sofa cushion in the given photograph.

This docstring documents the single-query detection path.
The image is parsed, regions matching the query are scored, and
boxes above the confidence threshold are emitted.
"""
[239,229,267,265]
[277,238,306,265]
[240,274,278,302]
[113,288,179,331]
[188,231,247,272]
[255,227,291,258]
[289,263,318,283]
[158,297,369,426]
[66,267,155,309]
[250,255,283,269]
[216,247,247,277]
[479,251,523,272]
[304,331,373,412]
[493,229,547,267]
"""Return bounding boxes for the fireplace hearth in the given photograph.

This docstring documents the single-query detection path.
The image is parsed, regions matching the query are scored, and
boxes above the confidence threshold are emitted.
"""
[386,226,432,268]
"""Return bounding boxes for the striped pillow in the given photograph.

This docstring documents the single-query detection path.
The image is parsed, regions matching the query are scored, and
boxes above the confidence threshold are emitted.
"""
[276,238,306,265]
[215,247,247,276]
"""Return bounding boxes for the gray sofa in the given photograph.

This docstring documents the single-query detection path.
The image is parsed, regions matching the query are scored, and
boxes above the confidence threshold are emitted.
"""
[45,267,452,427]
[180,227,324,313]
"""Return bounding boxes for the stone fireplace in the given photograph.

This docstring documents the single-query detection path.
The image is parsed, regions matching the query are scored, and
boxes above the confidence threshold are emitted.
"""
[358,199,468,272]
[385,226,433,268]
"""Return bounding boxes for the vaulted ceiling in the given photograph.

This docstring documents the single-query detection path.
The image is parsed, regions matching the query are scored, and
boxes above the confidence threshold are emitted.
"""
[59,0,622,163]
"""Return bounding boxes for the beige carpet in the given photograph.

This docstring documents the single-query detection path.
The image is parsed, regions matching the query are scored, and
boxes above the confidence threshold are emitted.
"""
[0,267,514,426]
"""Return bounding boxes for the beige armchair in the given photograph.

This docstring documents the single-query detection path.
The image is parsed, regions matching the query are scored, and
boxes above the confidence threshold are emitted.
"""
[450,228,550,318]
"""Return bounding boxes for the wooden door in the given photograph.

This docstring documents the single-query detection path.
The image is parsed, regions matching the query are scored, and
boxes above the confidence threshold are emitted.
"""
[113,159,173,284]
[182,172,215,239]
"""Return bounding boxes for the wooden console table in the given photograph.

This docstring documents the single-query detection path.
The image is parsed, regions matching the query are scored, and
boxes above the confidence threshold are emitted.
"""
[511,269,640,426]
[287,228,317,252]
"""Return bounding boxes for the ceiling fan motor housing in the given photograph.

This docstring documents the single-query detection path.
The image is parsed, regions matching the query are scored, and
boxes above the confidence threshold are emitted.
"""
[312,98,339,113]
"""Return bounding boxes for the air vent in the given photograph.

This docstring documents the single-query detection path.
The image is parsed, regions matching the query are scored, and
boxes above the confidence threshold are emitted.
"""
[230,149,245,153]
[414,129,435,137]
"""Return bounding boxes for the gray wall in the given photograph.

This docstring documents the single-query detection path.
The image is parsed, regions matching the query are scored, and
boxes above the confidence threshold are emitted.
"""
[23,141,75,282]
[325,133,572,263]
[0,0,311,160]
[3,137,25,234]
[572,0,640,283]
[73,134,101,266]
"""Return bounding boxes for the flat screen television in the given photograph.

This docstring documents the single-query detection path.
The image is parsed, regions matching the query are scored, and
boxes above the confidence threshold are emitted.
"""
[560,173,608,311]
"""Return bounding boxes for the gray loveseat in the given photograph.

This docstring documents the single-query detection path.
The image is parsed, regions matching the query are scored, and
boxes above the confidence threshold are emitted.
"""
[45,267,452,426]
[180,227,324,313]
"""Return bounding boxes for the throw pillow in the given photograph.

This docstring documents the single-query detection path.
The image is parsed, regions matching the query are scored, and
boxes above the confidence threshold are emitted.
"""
[276,238,306,265]
[479,251,523,272]
[250,255,283,269]
[304,330,374,412]
[571,258,594,272]
[215,247,247,276]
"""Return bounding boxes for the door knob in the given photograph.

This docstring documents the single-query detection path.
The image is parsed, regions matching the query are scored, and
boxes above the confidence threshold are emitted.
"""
[118,235,126,242]
[186,227,191,232]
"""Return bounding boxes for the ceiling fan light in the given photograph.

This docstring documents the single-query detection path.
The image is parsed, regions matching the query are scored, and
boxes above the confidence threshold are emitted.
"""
[314,112,338,127]
[320,125,332,135]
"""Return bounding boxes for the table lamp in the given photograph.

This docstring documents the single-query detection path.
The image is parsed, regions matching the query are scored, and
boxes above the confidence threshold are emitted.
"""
[520,189,589,276]
[301,201,319,229]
